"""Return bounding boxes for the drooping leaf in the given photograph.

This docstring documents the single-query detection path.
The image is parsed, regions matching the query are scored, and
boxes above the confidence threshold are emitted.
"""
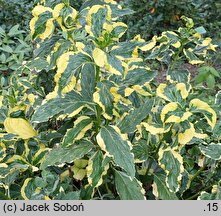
[93,81,114,120]
[80,63,96,101]
[96,125,135,177]
[183,48,204,65]
[115,170,145,200]
[84,150,110,198]
[153,172,178,200]
[158,146,184,192]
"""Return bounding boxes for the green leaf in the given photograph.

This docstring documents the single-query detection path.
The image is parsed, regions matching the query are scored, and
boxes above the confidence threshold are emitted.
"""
[115,170,145,200]
[198,184,221,200]
[57,191,80,200]
[0,192,10,200]
[199,143,221,160]
[195,26,207,35]
[8,24,25,37]
[153,173,178,200]
[0,26,6,36]
[183,48,204,65]
[31,91,95,123]
[80,63,96,101]
[118,98,154,133]
[209,67,220,78]
[56,52,92,92]
[40,140,94,169]
[96,125,135,177]
[206,74,215,88]
[158,146,184,192]
[195,69,208,84]
[62,116,93,147]
[84,150,110,199]
[132,140,150,162]
[94,81,114,120]
[0,45,13,53]
[123,67,157,86]
[167,70,190,84]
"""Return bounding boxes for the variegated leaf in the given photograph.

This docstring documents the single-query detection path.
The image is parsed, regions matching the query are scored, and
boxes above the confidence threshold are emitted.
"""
[123,67,157,86]
[62,116,93,147]
[153,172,178,200]
[199,143,221,160]
[31,91,95,123]
[190,99,217,129]
[40,140,94,169]
[115,170,145,200]
[167,70,190,84]
[30,5,54,40]
[80,63,96,101]
[198,183,221,200]
[84,150,111,198]
[158,146,184,192]
[55,52,92,94]
[118,98,154,133]
[93,81,114,120]
[96,125,135,177]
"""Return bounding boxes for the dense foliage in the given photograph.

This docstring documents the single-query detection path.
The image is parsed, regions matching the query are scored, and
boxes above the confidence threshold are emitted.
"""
[122,0,221,40]
[0,0,220,200]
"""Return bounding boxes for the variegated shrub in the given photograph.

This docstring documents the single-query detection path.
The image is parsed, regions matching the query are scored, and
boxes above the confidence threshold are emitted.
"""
[0,0,220,200]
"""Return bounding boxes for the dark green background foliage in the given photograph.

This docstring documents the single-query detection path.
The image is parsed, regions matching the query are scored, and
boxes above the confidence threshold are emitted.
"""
[0,0,34,28]
[122,0,221,40]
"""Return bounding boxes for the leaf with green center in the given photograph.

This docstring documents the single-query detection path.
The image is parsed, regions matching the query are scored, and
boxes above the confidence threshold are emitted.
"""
[115,170,145,200]
[93,81,114,120]
[158,146,184,192]
[84,150,111,199]
[62,116,93,147]
[123,67,157,86]
[80,63,96,101]
[153,172,178,200]
[96,125,135,177]
[31,91,95,123]
[40,140,94,169]
[55,52,92,93]
[199,143,221,160]
[118,98,154,133]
